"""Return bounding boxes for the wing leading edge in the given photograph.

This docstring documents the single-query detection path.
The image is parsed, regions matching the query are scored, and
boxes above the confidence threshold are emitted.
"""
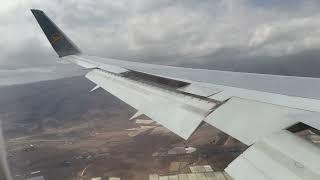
[31,9,320,180]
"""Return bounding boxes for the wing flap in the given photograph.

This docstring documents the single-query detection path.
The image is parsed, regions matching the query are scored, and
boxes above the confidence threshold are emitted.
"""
[85,69,217,139]
[206,84,320,113]
[226,131,320,180]
[177,83,221,97]
[205,97,304,145]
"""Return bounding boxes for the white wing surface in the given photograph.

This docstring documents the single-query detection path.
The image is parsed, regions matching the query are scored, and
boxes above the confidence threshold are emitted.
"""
[31,9,320,180]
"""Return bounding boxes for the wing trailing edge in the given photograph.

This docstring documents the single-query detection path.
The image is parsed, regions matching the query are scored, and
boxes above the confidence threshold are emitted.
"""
[85,69,217,140]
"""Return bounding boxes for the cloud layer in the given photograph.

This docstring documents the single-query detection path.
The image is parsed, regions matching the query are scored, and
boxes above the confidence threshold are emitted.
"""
[1,0,320,81]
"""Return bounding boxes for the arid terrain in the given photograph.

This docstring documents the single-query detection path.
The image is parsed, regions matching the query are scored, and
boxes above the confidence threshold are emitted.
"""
[0,77,246,180]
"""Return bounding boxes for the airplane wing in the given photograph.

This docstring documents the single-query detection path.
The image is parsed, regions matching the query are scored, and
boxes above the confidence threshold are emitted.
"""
[31,9,320,180]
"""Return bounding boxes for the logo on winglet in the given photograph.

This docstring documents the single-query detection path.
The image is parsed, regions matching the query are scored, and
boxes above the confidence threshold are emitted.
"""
[51,33,61,43]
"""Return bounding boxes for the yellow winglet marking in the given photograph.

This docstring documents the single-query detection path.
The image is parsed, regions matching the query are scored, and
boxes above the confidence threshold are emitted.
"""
[51,33,61,43]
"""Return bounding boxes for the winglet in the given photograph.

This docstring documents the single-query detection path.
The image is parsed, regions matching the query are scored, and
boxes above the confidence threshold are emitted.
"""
[31,9,81,57]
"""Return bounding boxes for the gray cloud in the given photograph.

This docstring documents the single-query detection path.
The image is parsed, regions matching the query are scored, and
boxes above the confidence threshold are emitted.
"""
[1,0,320,85]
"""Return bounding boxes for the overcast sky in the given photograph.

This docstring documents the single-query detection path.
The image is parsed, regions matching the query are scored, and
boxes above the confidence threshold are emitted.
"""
[1,0,320,85]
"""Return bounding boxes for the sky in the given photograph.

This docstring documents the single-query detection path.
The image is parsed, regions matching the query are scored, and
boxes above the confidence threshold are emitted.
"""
[1,0,320,85]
